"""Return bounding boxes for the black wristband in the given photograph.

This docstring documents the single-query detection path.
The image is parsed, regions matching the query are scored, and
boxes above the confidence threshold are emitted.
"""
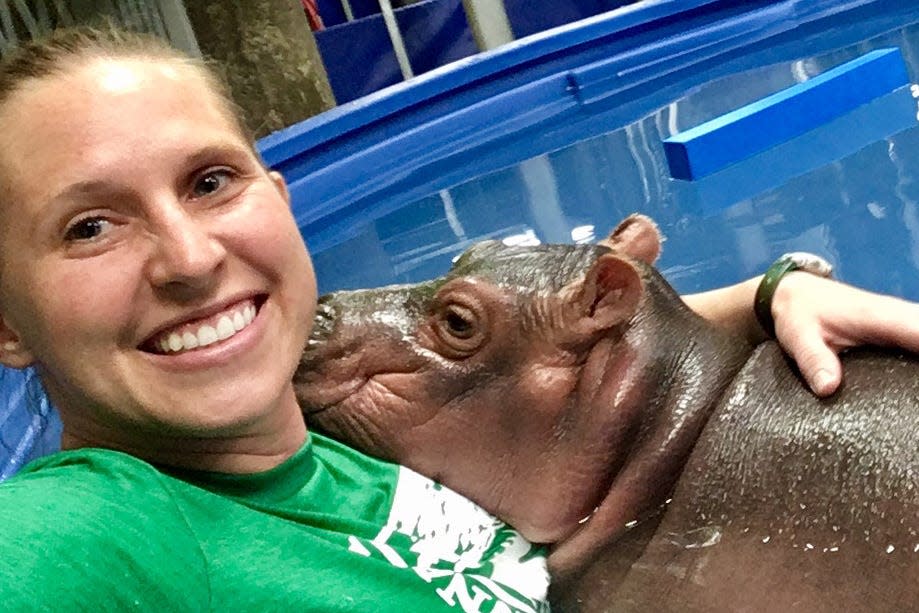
[754,252,833,338]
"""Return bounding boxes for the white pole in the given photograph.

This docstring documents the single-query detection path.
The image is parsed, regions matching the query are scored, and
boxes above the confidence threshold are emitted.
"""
[460,0,514,51]
[340,0,355,21]
[378,0,414,79]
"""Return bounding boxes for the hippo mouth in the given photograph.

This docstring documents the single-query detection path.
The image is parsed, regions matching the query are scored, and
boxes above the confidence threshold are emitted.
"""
[299,377,368,416]
[301,366,425,414]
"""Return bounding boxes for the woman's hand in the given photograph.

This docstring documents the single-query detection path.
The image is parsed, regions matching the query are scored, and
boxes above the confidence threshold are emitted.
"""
[684,272,919,397]
[770,271,919,396]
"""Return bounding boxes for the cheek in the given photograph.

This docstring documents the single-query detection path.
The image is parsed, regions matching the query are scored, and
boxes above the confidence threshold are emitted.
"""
[26,259,136,350]
[221,201,318,368]
[230,201,316,303]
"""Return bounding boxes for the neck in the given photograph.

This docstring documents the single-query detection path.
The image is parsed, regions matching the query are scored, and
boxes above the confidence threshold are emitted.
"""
[60,394,309,474]
[551,267,753,577]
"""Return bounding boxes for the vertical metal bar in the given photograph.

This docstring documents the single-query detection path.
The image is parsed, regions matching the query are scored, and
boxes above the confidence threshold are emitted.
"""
[340,0,354,21]
[33,0,51,31]
[379,0,413,79]
[0,0,15,49]
[126,0,146,31]
[460,0,514,51]
[12,0,40,38]
[139,0,169,38]
[154,0,200,57]
[50,0,74,26]
[115,0,132,29]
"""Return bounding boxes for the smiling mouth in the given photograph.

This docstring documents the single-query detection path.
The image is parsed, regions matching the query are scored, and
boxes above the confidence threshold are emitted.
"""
[142,297,264,355]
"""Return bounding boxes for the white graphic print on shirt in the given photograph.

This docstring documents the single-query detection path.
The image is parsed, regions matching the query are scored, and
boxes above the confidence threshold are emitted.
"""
[347,467,551,613]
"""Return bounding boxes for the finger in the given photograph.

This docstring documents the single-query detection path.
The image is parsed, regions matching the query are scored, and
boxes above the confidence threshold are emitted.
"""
[846,294,919,352]
[778,326,842,396]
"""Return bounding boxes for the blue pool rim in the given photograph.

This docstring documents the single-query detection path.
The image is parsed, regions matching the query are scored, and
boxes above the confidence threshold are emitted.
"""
[257,0,919,254]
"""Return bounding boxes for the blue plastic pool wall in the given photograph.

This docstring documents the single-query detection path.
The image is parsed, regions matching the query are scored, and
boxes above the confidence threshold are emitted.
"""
[2,0,919,475]
[264,0,919,299]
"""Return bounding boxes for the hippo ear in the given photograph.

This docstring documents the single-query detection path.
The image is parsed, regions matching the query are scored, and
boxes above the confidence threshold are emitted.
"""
[574,253,643,330]
[599,214,662,265]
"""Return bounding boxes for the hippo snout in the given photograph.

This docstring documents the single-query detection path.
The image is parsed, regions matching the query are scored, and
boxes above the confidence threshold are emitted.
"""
[307,296,339,347]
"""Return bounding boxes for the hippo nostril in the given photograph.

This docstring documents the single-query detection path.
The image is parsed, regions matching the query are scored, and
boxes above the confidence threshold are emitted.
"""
[309,300,338,343]
[317,303,334,319]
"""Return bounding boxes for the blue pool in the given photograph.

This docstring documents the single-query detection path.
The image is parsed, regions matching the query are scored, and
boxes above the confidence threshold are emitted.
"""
[2,0,919,474]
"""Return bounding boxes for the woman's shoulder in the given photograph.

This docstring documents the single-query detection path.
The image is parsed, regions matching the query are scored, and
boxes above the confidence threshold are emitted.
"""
[5,447,170,496]
[0,447,194,533]
[0,447,210,607]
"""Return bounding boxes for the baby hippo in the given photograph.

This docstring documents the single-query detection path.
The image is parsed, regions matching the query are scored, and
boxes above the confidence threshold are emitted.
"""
[296,215,919,612]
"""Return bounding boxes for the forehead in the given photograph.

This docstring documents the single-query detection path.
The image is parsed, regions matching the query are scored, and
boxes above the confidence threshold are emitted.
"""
[447,241,605,293]
[2,56,227,125]
[0,57,248,203]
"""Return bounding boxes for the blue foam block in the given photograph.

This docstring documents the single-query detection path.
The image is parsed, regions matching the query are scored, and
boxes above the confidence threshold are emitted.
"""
[663,47,911,180]
[670,86,918,216]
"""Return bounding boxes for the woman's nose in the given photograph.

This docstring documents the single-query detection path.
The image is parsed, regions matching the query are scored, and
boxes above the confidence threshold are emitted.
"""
[145,207,227,295]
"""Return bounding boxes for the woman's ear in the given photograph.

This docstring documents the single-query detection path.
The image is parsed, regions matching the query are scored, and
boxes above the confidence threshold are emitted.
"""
[0,316,34,369]
[268,170,292,207]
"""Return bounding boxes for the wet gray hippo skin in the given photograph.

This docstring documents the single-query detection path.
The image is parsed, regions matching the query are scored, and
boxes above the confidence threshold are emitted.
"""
[295,215,919,612]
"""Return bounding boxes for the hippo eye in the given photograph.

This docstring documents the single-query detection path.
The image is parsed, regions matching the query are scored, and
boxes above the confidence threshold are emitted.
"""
[444,306,475,339]
[431,300,487,358]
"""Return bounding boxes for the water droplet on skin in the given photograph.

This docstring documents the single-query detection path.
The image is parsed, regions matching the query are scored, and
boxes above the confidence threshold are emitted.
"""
[624,520,638,529]
[887,545,895,554]
[667,526,723,549]
[829,546,839,552]
[762,536,771,544]
[805,543,814,550]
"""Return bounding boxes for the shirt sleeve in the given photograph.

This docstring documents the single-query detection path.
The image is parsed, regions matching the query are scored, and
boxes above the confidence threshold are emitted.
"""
[0,453,209,611]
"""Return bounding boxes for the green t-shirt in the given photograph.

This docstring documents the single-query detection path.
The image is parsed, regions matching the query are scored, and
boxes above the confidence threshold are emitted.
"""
[0,432,549,612]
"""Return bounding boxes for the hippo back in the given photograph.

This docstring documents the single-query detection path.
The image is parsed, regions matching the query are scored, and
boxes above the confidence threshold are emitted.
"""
[582,344,919,612]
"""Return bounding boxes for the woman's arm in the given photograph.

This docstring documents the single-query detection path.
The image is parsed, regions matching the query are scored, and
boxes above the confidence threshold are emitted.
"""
[685,272,919,397]
[683,276,767,346]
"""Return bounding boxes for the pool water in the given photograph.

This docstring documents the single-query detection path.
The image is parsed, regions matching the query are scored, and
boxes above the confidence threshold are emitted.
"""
[310,19,919,300]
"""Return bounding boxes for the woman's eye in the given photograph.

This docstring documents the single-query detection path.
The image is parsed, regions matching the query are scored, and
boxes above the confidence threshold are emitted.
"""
[64,217,111,242]
[192,169,233,197]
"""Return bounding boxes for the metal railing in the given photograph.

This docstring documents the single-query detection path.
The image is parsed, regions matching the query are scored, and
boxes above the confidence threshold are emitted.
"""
[0,0,73,53]
[336,0,515,79]
[0,0,198,58]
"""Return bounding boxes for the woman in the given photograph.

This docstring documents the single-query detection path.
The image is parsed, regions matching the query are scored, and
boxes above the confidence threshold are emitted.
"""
[0,26,916,610]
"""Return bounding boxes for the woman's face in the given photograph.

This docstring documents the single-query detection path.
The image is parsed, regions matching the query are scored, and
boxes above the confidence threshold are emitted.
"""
[0,58,317,445]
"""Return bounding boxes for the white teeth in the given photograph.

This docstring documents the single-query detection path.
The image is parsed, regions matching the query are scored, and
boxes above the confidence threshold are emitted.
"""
[198,325,218,347]
[153,303,257,354]
[216,316,235,340]
[182,332,199,350]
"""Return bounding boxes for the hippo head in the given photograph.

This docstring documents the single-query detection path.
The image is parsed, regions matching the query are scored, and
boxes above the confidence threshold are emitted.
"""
[295,216,682,546]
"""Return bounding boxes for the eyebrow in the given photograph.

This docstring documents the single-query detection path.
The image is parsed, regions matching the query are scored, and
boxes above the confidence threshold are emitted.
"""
[184,142,257,170]
[49,142,256,204]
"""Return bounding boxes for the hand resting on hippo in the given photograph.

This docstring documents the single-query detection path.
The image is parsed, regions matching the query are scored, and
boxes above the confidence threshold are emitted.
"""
[295,214,919,612]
